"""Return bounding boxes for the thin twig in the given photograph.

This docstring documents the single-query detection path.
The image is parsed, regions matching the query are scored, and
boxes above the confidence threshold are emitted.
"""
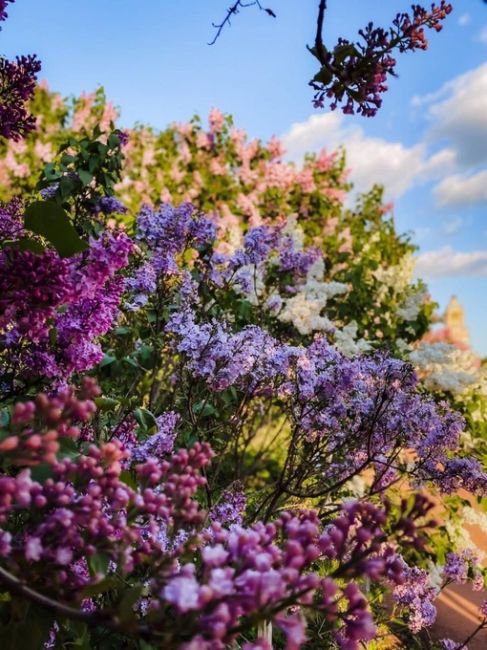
[209,1,274,46]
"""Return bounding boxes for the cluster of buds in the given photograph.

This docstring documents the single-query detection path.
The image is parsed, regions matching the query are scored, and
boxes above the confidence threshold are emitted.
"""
[310,2,452,116]
[0,377,99,465]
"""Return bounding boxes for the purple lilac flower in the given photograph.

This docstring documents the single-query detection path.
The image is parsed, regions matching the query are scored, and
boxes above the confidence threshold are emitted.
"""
[0,230,133,384]
[0,199,23,240]
[441,640,466,650]
[211,484,246,526]
[444,552,469,584]
[393,566,438,632]
[0,54,41,141]
[40,184,59,200]
[0,0,13,25]
[136,203,216,278]
[132,412,179,462]
[93,196,128,215]
[243,225,281,264]
[125,261,157,311]
[117,130,129,146]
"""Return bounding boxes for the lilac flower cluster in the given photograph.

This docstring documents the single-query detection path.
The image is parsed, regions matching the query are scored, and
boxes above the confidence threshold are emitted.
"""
[0,385,437,648]
[159,501,423,649]
[209,223,321,290]
[0,391,214,597]
[311,2,452,116]
[166,310,280,392]
[0,376,99,465]
[0,441,212,587]
[126,205,320,315]
[137,202,216,274]
[0,0,13,24]
[210,483,246,526]
[393,549,485,634]
[125,203,216,308]
[166,308,482,499]
[443,550,484,588]
[92,196,128,215]
[0,53,42,140]
[393,566,439,632]
[0,228,133,387]
[131,411,179,461]
[0,199,23,240]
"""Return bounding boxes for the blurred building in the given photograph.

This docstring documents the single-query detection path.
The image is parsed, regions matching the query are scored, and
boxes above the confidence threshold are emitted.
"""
[424,295,471,351]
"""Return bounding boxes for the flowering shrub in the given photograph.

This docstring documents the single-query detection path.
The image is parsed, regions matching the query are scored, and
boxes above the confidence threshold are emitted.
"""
[0,88,434,353]
[0,1,41,140]
[2,185,485,645]
[0,9,486,646]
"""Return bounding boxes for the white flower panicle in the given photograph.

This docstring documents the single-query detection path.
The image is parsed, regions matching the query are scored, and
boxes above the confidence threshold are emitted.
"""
[410,342,479,395]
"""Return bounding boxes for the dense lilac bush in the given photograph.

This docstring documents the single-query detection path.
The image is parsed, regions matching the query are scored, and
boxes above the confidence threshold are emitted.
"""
[0,3,486,648]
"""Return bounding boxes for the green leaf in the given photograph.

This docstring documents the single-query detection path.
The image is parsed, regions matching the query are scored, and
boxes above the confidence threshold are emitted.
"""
[95,396,120,411]
[122,356,140,370]
[88,552,110,577]
[120,470,137,489]
[313,65,333,86]
[80,576,119,598]
[43,163,60,181]
[48,326,58,346]
[58,437,80,460]
[59,175,77,199]
[108,133,121,149]
[24,201,89,258]
[78,169,94,187]
[2,238,45,255]
[137,344,156,370]
[114,326,130,336]
[193,401,217,417]
[333,43,359,63]
[134,407,158,432]
[117,585,143,623]
[30,463,54,483]
[99,354,117,368]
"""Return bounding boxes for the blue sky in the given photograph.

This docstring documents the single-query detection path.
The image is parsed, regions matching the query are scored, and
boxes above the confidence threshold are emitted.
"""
[2,0,487,353]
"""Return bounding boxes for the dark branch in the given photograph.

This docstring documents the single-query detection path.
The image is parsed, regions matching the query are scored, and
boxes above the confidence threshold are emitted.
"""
[208,0,275,46]
[0,565,158,638]
[315,0,328,64]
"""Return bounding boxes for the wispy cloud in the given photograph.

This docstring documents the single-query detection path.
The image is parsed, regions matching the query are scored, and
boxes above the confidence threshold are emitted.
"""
[442,218,464,235]
[282,62,487,210]
[415,247,487,279]
[282,113,439,200]
[434,169,487,207]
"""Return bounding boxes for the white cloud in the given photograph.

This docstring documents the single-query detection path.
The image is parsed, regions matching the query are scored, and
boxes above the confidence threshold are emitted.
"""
[442,217,464,235]
[420,62,487,167]
[282,113,428,199]
[282,63,487,209]
[433,169,487,206]
[415,247,487,279]
[479,25,487,44]
[458,13,471,27]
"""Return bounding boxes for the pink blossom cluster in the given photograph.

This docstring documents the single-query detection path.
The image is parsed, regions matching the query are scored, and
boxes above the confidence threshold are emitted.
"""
[0,382,440,648]
[0,376,99,465]
[311,2,452,116]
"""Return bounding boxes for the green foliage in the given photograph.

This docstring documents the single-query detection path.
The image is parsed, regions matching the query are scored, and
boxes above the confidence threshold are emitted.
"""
[24,200,89,257]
